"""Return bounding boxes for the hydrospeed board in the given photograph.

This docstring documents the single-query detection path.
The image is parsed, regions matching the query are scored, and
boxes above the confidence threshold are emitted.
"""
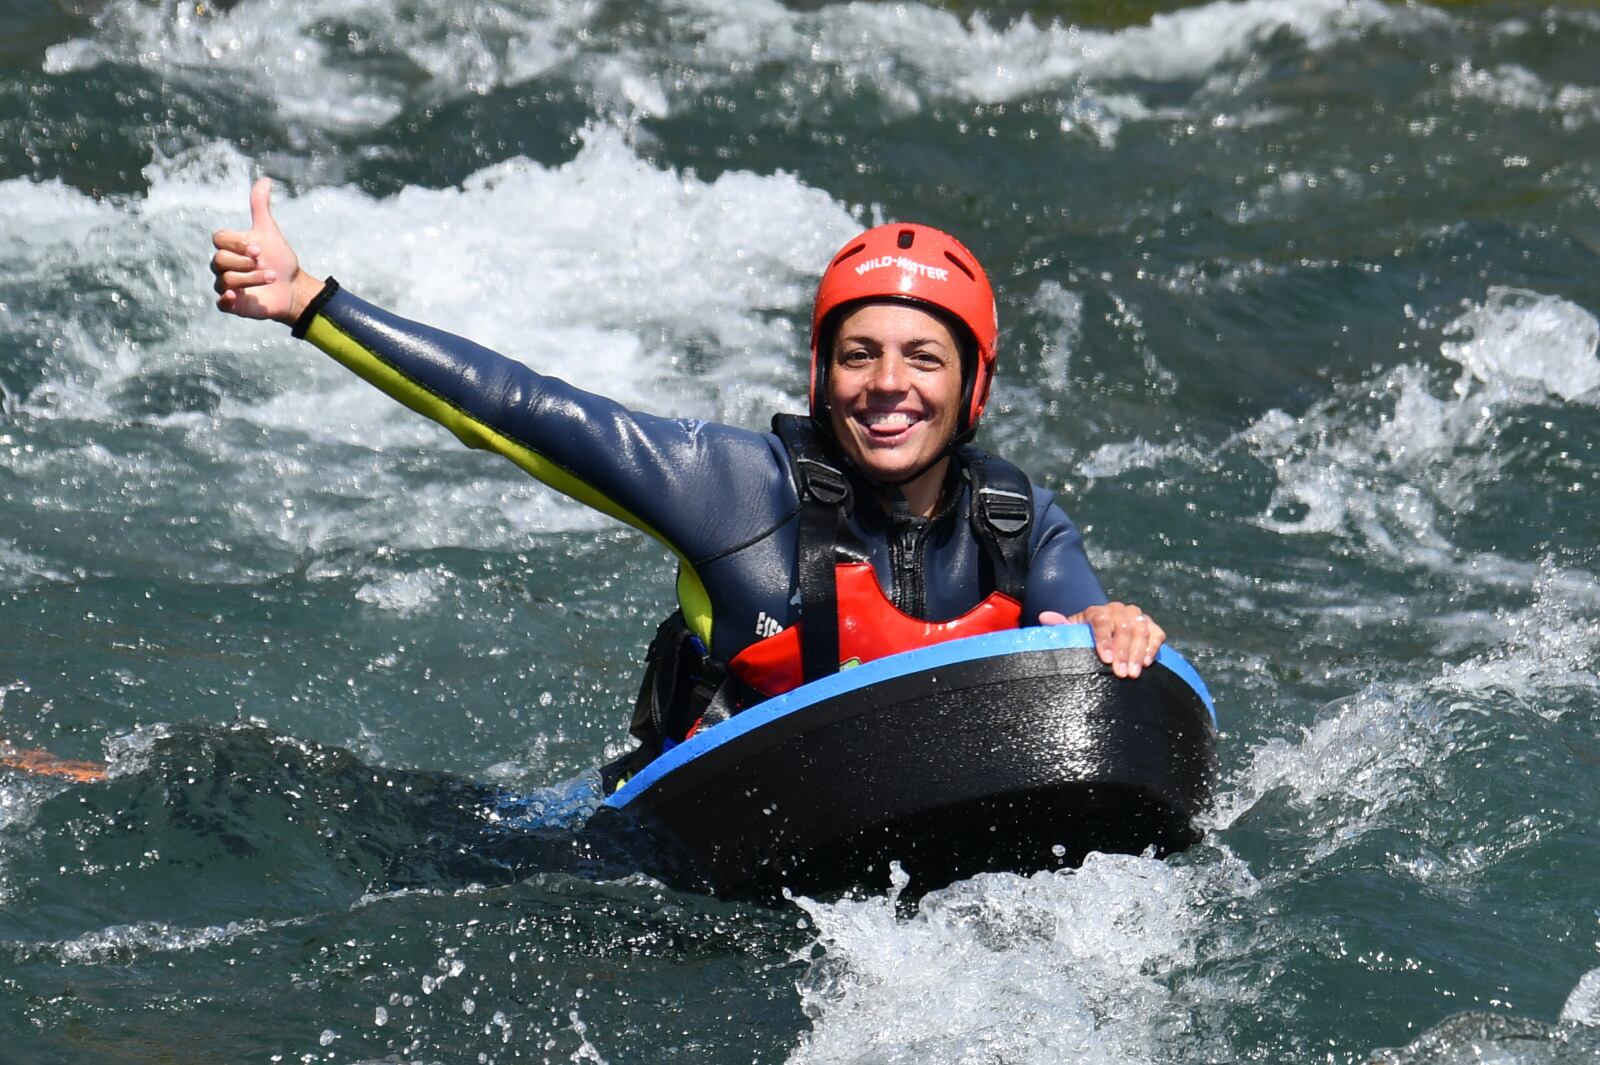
[586,624,1218,900]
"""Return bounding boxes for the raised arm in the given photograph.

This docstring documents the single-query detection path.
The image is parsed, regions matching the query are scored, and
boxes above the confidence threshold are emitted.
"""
[208,180,796,650]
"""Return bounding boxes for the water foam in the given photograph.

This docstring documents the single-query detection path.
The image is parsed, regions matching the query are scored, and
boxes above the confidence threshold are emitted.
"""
[10,916,285,965]
[0,540,71,588]
[1245,364,1485,562]
[354,567,447,616]
[1209,678,1445,855]
[0,769,53,836]
[1,127,855,555]
[1245,288,1600,567]
[1434,558,1600,707]
[1080,438,1209,481]
[1450,63,1600,130]
[1214,557,1600,870]
[1563,968,1600,1027]
[0,775,59,907]
[951,0,1414,103]
[1030,280,1082,394]
[100,723,176,780]
[687,0,1424,113]
[1,678,76,905]
[788,854,1256,1064]
[43,0,648,131]
[39,0,1447,148]
[1440,287,1600,402]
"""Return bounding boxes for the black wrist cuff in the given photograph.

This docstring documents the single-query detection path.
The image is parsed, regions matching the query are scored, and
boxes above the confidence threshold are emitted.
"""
[290,277,340,338]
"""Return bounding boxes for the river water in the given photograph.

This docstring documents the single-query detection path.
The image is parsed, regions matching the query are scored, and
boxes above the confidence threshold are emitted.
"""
[3,0,1599,1061]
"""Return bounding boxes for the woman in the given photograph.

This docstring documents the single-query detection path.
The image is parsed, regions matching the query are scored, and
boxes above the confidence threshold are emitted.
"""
[210,180,1166,780]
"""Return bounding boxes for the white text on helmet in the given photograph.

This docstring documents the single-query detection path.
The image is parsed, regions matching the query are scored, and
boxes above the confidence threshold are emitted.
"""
[853,256,950,282]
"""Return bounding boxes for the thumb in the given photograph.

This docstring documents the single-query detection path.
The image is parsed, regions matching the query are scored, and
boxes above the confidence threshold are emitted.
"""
[249,176,278,236]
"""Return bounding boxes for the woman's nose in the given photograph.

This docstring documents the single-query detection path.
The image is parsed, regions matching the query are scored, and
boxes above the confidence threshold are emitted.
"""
[867,353,906,391]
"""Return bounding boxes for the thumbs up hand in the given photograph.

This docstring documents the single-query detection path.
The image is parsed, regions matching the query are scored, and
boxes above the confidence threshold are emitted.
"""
[210,177,324,325]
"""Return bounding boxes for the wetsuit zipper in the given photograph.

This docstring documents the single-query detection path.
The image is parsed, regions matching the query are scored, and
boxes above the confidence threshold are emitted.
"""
[888,506,929,616]
[868,465,967,619]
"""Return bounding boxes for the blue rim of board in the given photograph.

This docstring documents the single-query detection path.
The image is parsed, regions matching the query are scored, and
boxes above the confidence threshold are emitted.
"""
[605,624,1216,811]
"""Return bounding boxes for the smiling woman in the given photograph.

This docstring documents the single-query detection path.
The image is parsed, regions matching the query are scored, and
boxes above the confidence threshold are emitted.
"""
[206,185,1167,783]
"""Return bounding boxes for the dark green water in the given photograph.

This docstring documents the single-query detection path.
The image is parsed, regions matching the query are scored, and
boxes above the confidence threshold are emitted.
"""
[3,0,1600,1061]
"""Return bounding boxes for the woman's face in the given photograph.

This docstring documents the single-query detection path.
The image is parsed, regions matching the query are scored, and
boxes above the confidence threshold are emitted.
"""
[825,302,964,485]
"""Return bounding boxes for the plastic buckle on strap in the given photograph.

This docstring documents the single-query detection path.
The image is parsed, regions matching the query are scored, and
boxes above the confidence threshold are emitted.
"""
[977,486,1030,536]
[798,459,850,506]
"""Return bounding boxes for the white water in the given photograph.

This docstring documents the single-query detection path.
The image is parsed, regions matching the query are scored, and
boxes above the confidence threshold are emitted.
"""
[1245,288,1599,568]
[0,127,856,563]
[789,854,1257,1065]
[44,0,1453,148]
[1212,555,1600,880]
[7,1,1600,1059]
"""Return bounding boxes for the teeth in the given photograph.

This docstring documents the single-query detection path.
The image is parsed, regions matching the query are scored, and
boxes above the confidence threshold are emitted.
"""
[862,412,915,429]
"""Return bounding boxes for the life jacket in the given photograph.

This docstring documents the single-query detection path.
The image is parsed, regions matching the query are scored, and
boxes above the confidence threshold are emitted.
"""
[601,415,1033,793]
[726,414,1032,698]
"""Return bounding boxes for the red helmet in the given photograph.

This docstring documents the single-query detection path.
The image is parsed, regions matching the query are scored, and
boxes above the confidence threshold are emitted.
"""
[809,223,998,431]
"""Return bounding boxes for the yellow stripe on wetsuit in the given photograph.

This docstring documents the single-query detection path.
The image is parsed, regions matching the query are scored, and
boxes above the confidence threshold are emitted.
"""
[303,313,716,647]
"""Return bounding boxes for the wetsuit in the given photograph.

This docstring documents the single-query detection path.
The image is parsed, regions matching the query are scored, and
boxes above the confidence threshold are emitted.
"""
[293,281,1108,671]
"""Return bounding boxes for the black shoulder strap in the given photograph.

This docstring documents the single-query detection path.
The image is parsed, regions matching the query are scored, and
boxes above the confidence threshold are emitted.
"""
[961,446,1033,602]
[773,414,849,684]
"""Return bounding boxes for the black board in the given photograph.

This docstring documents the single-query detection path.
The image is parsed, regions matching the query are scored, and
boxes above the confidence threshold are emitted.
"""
[588,625,1218,900]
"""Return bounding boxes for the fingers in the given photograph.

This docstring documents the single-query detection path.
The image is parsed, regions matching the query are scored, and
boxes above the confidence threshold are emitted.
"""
[1113,608,1165,679]
[1079,603,1166,679]
[249,176,277,235]
[209,240,276,306]
[211,228,258,254]
[211,248,256,273]
[211,249,273,287]
[1116,611,1165,679]
[210,234,263,281]
[1038,610,1071,626]
[1087,608,1120,666]
[213,267,278,295]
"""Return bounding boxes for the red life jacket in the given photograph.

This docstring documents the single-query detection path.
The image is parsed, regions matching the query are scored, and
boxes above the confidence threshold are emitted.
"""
[727,560,1022,698]
[724,416,1033,700]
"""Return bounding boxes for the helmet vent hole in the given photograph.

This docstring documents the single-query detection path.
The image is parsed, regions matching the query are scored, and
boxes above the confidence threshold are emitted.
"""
[830,242,867,267]
[944,251,976,281]
[897,229,915,249]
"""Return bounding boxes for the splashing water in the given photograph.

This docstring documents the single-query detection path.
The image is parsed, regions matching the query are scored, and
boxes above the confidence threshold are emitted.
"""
[4,0,1600,1061]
